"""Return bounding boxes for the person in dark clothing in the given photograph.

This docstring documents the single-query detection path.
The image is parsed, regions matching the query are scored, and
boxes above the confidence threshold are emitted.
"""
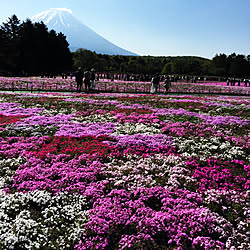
[164,75,171,93]
[244,79,248,87]
[75,67,84,93]
[84,70,91,93]
[90,68,96,91]
[150,73,160,94]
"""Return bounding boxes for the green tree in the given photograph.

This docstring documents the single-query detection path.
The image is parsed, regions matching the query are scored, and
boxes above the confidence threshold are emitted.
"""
[1,14,20,40]
[0,15,21,72]
[73,48,99,71]
[171,59,186,74]
[161,62,172,74]
[211,54,228,76]
[18,19,72,74]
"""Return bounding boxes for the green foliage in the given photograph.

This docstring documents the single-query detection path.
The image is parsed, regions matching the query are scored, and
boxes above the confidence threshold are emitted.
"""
[75,50,250,77]
[73,50,250,78]
[161,62,172,74]
[1,14,20,40]
[159,115,201,124]
[211,53,250,77]
[73,50,212,75]
[0,15,72,74]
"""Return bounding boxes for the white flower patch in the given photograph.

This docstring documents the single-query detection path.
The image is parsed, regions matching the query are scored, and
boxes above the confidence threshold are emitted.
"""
[104,154,196,190]
[204,189,249,220]
[40,109,62,116]
[113,122,161,135]
[203,189,250,249]
[40,108,78,116]
[0,157,26,189]
[0,190,88,249]
[0,97,7,103]
[3,123,58,137]
[72,113,117,124]
[58,108,78,115]
[173,137,248,162]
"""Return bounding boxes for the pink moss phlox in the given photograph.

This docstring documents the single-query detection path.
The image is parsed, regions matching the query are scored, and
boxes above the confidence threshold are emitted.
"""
[10,154,107,196]
[185,157,249,192]
[55,122,116,137]
[75,187,228,250]
[115,112,162,124]
[0,136,50,158]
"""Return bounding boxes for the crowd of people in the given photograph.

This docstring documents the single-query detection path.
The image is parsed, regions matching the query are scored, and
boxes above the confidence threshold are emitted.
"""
[150,73,172,94]
[73,69,174,94]
[72,69,250,94]
[226,78,250,87]
[74,67,96,93]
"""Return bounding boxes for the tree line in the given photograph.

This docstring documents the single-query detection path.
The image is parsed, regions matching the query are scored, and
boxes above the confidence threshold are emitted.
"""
[0,15,72,75]
[73,49,250,78]
[1,14,250,78]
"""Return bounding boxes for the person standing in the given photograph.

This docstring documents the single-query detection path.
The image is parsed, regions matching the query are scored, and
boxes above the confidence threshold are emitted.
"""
[84,70,91,93]
[90,68,96,92]
[244,79,248,87]
[164,75,171,94]
[150,73,160,94]
[75,67,84,93]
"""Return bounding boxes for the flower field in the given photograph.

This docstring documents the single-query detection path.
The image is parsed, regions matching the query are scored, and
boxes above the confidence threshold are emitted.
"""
[1,76,250,95]
[0,91,249,249]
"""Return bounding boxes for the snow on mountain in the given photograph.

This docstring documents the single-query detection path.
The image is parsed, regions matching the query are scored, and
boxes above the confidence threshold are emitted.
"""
[30,8,137,56]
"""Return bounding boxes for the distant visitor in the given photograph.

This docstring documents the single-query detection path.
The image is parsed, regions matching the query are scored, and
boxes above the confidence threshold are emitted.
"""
[164,75,171,94]
[150,73,160,94]
[84,70,91,93]
[90,68,96,91]
[75,67,84,93]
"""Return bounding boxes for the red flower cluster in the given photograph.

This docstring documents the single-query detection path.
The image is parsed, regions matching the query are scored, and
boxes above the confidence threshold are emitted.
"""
[30,135,113,159]
[0,114,28,126]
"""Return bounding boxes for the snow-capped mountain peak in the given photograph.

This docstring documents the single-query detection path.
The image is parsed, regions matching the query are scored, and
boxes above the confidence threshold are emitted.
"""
[31,8,73,27]
[30,8,137,56]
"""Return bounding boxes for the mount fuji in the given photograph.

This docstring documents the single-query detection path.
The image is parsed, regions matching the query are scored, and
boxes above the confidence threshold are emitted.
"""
[30,8,137,56]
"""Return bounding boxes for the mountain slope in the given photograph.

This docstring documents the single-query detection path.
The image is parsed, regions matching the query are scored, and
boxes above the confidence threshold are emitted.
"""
[30,8,137,56]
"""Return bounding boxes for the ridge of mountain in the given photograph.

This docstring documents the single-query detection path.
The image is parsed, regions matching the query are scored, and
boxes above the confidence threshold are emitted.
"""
[31,8,137,56]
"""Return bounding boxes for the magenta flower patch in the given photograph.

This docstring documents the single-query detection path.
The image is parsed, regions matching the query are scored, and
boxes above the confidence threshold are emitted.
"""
[0,91,249,249]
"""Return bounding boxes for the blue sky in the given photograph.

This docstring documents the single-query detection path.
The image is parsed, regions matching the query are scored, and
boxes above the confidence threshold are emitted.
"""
[1,0,250,58]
